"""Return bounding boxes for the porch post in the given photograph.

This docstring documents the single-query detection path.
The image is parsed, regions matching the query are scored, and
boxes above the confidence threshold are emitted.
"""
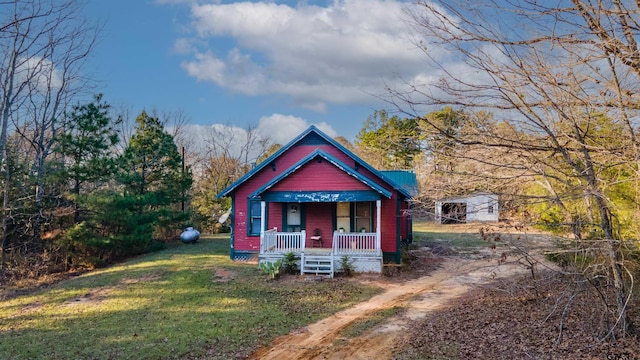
[376,199,381,256]
[261,201,266,233]
[259,201,266,254]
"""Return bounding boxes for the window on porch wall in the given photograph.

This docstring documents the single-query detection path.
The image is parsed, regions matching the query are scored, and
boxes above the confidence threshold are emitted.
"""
[336,201,373,233]
[336,202,350,232]
[249,200,262,235]
[355,202,372,232]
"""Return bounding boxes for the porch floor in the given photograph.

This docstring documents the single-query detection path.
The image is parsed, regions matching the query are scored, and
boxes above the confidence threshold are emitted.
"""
[303,247,332,256]
[261,247,378,257]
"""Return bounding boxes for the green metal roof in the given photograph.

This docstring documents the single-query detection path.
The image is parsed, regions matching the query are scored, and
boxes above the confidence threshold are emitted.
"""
[379,170,419,197]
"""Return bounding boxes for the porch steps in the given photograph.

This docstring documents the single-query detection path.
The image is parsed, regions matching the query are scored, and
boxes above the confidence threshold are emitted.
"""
[301,255,334,277]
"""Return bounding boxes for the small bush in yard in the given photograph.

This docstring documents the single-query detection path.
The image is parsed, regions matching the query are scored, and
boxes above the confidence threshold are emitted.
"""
[339,255,355,277]
[282,252,299,275]
[259,260,283,280]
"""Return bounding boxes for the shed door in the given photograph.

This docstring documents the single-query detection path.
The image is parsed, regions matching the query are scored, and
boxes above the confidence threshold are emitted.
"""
[441,202,467,224]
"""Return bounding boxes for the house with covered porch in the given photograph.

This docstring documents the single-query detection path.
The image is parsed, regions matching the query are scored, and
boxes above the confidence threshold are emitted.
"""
[217,125,418,277]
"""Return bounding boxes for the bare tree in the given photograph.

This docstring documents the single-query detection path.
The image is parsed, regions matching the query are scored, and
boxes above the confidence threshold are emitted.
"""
[0,0,98,283]
[203,123,271,171]
[398,0,640,337]
[156,108,191,149]
[190,124,272,232]
[115,106,193,155]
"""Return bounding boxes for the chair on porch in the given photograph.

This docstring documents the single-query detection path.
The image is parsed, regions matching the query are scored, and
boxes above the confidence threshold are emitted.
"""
[310,228,322,247]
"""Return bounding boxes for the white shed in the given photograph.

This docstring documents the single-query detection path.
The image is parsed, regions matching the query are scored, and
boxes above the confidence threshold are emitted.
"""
[435,192,499,224]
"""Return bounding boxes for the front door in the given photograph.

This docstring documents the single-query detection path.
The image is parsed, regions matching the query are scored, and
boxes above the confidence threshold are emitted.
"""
[285,203,302,232]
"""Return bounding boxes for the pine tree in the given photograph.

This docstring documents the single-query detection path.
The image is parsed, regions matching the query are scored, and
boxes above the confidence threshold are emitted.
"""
[119,111,192,240]
[56,94,120,223]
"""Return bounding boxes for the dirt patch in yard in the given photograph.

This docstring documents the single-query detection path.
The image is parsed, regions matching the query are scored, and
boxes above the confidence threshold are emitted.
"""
[395,271,640,360]
[212,268,234,282]
[64,272,167,306]
[64,286,114,306]
[249,253,532,360]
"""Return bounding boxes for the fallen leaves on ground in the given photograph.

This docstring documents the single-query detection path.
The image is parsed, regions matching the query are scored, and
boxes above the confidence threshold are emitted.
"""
[395,270,640,359]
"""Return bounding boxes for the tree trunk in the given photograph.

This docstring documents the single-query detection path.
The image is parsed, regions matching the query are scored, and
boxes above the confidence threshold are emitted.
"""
[595,195,630,336]
[74,175,80,223]
[0,149,10,286]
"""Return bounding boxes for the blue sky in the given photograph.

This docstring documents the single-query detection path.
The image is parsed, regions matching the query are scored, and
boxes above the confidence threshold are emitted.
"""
[84,0,432,144]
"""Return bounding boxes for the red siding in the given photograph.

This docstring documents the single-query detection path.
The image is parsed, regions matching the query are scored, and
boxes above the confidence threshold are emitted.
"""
[267,204,282,231]
[379,197,398,252]
[231,196,257,251]
[270,160,372,192]
[304,203,333,248]
[399,202,409,240]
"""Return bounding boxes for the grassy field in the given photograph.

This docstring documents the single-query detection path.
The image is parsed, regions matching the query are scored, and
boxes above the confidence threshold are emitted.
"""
[0,234,382,360]
[411,221,490,251]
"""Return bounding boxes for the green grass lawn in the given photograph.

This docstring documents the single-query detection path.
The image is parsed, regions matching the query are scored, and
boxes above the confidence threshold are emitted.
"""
[0,235,383,360]
[412,221,490,250]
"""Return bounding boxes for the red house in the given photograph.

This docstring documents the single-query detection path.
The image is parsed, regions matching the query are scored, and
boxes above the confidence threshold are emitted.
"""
[217,125,417,276]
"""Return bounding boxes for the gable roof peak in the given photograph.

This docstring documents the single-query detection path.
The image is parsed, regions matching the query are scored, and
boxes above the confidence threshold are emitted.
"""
[217,125,415,199]
[248,148,393,200]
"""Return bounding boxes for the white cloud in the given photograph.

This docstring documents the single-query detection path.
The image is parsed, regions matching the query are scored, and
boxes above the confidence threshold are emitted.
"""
[179,122,266,165]
[15,56,64,94]
[172,37,196,55]
[257,114,337,145]
[179,116,338,162]
[313,121,339,139]
[173,0,433,111]
[181,50,227,84]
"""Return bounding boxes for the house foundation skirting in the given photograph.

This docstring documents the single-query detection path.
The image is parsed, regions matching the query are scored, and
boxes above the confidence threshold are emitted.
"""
[234,250,396,271]
[335,256,383,273]
[230,250,259,262]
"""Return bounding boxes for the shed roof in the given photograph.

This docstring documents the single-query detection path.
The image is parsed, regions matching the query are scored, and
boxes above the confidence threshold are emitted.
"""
[437,191,498,203]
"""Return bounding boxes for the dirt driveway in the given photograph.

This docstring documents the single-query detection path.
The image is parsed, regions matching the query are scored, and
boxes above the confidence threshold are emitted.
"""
[249,251,541,360]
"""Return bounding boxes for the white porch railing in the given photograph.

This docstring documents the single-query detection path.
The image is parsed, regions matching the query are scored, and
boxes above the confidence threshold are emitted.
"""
[259,229,382,275]
[332,231,381,256]
[259,229,381,257]
[260,228,306,254]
